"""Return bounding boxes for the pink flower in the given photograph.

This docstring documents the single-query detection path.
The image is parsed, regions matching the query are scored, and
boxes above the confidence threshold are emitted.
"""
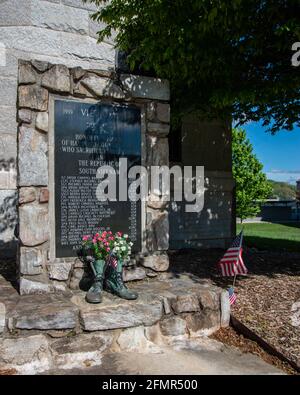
[82,235,89,241]
[92,238,97,244]
[106,247,110,252]
[117,231,122,237]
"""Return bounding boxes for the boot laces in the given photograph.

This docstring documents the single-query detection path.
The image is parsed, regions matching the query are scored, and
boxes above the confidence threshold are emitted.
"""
[116,272,127,289]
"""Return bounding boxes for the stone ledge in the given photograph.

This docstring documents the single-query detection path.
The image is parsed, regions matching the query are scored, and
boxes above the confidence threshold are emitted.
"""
[0,275,230,373]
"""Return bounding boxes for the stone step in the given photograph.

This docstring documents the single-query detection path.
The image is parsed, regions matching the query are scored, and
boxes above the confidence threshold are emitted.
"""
[1,276,230,334]
[6,294,79,331]
[0,275,231,374]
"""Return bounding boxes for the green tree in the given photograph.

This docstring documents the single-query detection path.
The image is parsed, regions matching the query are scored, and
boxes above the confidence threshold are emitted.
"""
[84,0,300,133]
[232,128,272,222]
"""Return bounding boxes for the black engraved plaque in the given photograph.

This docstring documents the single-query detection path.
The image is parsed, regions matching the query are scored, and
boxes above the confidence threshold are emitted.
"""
[54,99,142,258]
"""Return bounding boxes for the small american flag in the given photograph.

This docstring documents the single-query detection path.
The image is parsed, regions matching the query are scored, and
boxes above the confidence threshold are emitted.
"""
[228,287,237,305]
[107,254,118,269]
[218,231,248,277]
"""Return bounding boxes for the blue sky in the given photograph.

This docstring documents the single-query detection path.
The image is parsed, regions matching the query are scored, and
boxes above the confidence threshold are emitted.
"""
[242,122,300,185]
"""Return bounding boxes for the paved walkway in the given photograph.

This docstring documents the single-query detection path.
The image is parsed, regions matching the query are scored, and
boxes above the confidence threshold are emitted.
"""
[45,337,283,375]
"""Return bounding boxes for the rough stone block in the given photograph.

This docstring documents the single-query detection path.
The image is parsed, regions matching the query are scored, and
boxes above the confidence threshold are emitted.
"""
[19,204,49,246]
[51,333,113,370]
[36,112,49,132]
[123,266,147,282]
[19,187,37,204]
[171,294,200,314]
[147,122,170,136]
[77,294,163,331]
[0,303,6,335]
[160,316,187,337]
[117,326,160,353]
[12,300,78,330]
[18,84,48,111]
[31,59,51,72]
[20,247,44,275]
[153,212,169,251]
[0,335,52,374]
[39,188,49,203]
[19,277,51,295]
[18,127,48,186]
[41,64,71,93]
[142,254,169,272]
[146,136,169,166]
[120,74,170,101]
[147,102,170,123]
[69,268,85,290]
[185,311,221,336]
[48,262,73,281]
[18,109,33,124]
[80,75,125,99]
[198,289,220,311]
[71,66,86,81]
[220,290,230,327]
[19,62,37,85]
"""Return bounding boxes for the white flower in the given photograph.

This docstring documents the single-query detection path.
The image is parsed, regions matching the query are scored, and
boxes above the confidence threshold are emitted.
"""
[129,242,133,247]
[121,246,126,251]
[124,234,129,239]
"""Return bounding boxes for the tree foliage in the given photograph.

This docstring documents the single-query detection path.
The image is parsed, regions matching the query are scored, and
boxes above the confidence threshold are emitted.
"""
[268,180,296,200]
[85,0,300,132]
[232,128,272,221]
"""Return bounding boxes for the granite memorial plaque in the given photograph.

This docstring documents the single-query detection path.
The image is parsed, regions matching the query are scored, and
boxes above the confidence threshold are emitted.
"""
[54,99,142,258]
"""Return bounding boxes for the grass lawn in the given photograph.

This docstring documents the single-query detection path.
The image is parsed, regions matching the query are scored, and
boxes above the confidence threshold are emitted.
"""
[237,222,300,252]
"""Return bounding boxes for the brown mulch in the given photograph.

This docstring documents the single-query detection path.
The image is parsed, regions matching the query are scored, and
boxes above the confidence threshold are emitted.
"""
[211,327,297,375]
[0,368,17,376]
[168,248,300,370]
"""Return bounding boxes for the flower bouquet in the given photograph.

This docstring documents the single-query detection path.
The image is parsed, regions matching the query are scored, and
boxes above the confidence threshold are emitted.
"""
[81,231,133,262]
[82,231,115,261]
[112,232,134,262]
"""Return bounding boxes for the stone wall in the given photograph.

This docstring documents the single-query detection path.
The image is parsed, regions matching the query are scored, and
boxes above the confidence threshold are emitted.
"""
[17,60,170,295]
[0,0,115,258]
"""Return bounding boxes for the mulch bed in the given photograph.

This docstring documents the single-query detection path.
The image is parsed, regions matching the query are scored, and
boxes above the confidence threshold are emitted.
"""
[211,327,297,375]
[168,248,300,371]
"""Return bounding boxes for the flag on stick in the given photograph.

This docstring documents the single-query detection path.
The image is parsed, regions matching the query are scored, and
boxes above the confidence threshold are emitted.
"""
[228,287,237,305]
[218,231,248,277]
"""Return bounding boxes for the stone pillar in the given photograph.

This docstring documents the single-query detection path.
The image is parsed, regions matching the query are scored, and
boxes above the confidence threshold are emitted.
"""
[17,60,170,295]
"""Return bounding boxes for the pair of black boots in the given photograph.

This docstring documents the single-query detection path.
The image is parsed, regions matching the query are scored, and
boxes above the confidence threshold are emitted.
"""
[86,258,138,304]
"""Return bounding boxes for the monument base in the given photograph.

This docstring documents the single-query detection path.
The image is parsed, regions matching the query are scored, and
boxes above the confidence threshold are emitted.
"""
[0,273,229,374]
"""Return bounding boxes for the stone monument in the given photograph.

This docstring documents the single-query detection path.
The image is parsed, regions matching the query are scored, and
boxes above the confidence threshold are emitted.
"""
[17,60,170,295]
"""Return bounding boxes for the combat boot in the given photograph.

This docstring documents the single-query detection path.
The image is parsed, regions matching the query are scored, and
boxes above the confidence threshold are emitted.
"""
[104,256,138,300]
[85,259,106,304]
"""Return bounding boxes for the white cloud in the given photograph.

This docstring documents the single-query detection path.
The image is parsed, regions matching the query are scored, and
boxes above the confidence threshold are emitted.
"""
[266,170,300,184]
